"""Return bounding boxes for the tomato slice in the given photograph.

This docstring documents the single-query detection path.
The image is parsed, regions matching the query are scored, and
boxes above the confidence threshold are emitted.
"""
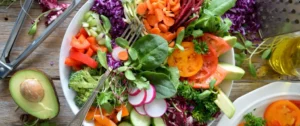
[264,100,300,126]
[202,33,231,56]
[188,44,218,82]
[71,36,90,49]
[69,50,98,68]
[190,65,228,89]
[168,42,203,77]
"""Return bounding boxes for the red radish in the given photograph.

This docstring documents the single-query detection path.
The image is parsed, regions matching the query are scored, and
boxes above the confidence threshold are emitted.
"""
[128,87,141,96]
[112,46,126,61]
[144,85,156,104]
[144,99,167,117]
[134,105,147,115]
[128,90,147,106]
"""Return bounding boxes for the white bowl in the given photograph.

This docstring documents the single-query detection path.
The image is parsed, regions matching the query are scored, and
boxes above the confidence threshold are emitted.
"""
[59,0,235,125]
[217,82,300,126]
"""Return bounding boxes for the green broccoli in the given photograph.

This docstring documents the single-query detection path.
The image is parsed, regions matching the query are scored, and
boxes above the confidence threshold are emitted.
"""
[74,88,93,108]
[69,70,99,91]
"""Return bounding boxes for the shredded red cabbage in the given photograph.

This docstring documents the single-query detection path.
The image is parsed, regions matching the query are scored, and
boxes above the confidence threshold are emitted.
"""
[223,0,261,41]
[38,0,69,25]
[91,0,127,39]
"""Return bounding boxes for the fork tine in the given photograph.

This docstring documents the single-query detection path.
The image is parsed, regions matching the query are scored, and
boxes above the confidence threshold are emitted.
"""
[121,26,130,38]
[128,25,142,44]
[125,27,135,40]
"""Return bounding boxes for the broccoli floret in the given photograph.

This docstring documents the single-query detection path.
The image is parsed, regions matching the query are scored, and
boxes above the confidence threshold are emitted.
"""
[84,67,100,76]
[74,88,93,108]
[69,70,99,91]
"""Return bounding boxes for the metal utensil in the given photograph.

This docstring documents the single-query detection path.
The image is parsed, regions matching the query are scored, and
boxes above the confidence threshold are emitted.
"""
[67,25,142,126]
[256,0,300,38]
[0,0,81,78]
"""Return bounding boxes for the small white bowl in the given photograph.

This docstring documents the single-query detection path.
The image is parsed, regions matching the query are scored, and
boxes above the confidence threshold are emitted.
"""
[217,82,300,126]
[59,0,235,125]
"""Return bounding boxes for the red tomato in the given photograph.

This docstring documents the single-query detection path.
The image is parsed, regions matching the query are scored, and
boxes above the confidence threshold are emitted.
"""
[190,65,228,89]
[188,45,218,82]
[71,36,90,49]
[201,33,231,56]
[69,50,98,68]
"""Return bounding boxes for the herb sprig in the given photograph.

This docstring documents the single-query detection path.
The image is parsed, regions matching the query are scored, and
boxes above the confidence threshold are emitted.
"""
[193,39,209,54]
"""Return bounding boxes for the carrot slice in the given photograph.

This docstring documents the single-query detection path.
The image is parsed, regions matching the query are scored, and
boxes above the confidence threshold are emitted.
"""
[143,19,152,31]
[152,2,158,8]
[164,32,176,42]
[176,27,185,35]
[158,23,169,32]
[147,14,159,26]
[168,41,175,47]
[155,9,164,22]
[137,2,147,15]
[157,2,165,9]
[120,105,129,117]
[163,16,175,26]
[146,0,154,14]
[85,107,96,121]
[171,2,180,12]
[150,27,161,34]
[94,115,116,126]
[118,50,129,61]
[169,0,177,6]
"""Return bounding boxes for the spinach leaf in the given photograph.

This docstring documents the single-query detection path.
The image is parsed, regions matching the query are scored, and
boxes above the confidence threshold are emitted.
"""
[133,76,150,89]
[125,70,136,81]
[141,71,176,99]
[207,0,236,16]
[97,51,108,69]
[128,48,138,61]
[131,34,168,70]
[167,67,180,89]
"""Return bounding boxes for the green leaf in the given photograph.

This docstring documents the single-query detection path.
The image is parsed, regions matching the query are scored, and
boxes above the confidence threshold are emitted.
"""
[124,60,132,66]
[176,44,184,51]
[235,53,246,66]
[141,71,177,99]
[192,29,203,38]
[100,15,111,33]
[168,47,175,56]
[133,76,150,89]
[209,79,216,90]
[245,40,253,48]
[105,35,112,52]
[117,66,128,72]
[102,103,114,114]
[249,63,257,77]
[131,34,168,70]
[167,67,180,89]
[97,51,108,69]
[116,37,129,48]
[28,21,38,35]
[207,0,236,16]
[128,48,138,61]
[176,30,185,44]
[125,70,136,80]
[234,42,246,50]
[261,49,272,60]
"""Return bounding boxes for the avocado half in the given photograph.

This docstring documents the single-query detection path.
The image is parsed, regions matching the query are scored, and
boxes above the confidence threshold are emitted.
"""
[9,69,59,119]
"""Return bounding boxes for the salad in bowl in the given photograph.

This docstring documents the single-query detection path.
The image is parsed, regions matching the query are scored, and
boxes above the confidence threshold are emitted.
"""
[59,0,245,125]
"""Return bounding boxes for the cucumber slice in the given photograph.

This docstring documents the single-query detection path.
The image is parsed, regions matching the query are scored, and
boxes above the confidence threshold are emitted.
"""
[219,63,245,80]
[130,109,151,126]
[118,122,133,126]
[214,88,235,119]
[152,117,166,126]
[223,36,237,47]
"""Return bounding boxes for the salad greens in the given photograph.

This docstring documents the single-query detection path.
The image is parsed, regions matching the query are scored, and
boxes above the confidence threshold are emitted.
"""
[243,112,266,126]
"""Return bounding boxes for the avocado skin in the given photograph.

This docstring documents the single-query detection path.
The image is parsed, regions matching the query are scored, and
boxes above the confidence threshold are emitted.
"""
[9,69,60,119]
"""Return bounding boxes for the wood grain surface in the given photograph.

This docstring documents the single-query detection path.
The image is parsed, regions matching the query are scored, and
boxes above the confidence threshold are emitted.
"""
[0,1,299,126]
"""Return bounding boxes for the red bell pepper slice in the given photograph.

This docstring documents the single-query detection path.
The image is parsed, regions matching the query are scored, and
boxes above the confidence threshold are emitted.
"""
[69,51,98,68]
[71,35,90,49]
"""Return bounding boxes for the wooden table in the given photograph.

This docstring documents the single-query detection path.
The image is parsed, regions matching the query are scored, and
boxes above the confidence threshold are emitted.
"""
[0,1,299,126]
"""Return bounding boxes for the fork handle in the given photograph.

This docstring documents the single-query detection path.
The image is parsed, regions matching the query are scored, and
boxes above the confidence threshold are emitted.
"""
[68,70,111,126]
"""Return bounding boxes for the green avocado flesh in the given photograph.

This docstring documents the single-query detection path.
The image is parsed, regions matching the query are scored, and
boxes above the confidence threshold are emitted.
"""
[9,69,59,119]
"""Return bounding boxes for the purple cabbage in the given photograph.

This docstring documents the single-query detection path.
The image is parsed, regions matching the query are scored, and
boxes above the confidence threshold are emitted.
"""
[223,0,261,41]
[38,0,69,25]
[107,53,122,69]
[91,0,127,39]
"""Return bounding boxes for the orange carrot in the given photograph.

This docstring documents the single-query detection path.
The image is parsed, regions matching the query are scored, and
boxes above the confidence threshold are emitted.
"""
[168,41,175,47]
[157,2,165,9]
[147,14,159,26]
[137,2,147,15]
[155,9,164,22]
[163,16,175,26]
[167,0,171,10]
[152,2,158,8]
[85,107,96,121]
[171,2,180,12]
[176,27,185,35]
[143,19,152,31]
[120,105,129,117]
[94,115,116,126]
[158,23,169,32]
[150,27,161,34]
[164,32,176,42]
[146,0,154,14]
[118,51,129,61]
[169,0,177,6]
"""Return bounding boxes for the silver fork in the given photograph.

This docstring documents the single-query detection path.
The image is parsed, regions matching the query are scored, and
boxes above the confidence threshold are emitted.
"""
[67,24,142,126]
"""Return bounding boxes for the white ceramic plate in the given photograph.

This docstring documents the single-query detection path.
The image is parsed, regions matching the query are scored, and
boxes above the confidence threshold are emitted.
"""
[59,0,235,125]
[217,82,300,126]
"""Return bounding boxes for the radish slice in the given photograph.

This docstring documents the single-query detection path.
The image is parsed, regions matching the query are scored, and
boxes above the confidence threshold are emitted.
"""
[144,99,167,117]
[134,105,147,115]
[128,87,141,96]
[144,85,156,104]
[128,90,147,106]
[112,46,126,61]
